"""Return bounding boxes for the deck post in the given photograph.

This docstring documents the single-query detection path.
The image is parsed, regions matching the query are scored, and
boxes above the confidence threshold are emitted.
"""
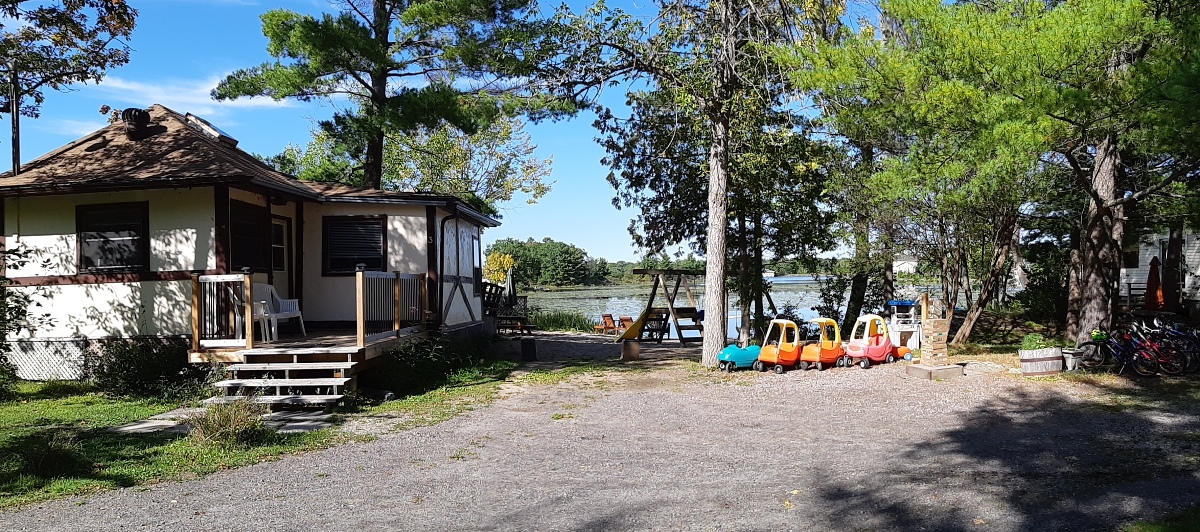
[394,271,402,337]
[420,272,429,331]
[191,274,201,353]
[243,271,254,349]
[356,264,366,347]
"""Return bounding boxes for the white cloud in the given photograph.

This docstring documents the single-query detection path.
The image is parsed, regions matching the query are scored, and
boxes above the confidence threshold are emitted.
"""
[90,76,295,117]
[36,119,110,137]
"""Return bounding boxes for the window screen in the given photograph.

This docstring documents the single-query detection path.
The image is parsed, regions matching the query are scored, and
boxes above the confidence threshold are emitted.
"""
[323,217,385,274]
[77,202,149,273]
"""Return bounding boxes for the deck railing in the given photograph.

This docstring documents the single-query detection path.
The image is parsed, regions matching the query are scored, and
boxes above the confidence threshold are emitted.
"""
[192,273,254,351]
[356,267,427,347]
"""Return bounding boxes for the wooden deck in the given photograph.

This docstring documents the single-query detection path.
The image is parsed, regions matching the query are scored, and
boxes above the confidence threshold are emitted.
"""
[188,329,428,364]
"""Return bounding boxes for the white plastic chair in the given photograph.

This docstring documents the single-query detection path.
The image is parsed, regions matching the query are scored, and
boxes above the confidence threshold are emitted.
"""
[226,285,269,342]
[252,283,306,341]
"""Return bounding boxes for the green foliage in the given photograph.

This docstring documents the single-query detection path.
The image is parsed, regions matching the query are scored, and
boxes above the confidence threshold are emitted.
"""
[88,338,214,400]
[529,310,593,333]
[359,335,497,397]
[0,247,51,401]
[486,237,593,287]
[0,1,137,118]
[215,0,568,189]
[0,381,352,508]
[186,397,271,448]
[1020,333,1049,351]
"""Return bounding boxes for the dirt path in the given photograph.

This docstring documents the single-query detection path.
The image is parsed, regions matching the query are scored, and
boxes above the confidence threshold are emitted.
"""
[5,333,1200,531]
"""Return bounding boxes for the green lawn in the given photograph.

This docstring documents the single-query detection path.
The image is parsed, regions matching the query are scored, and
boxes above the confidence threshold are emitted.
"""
[0,381,356,509]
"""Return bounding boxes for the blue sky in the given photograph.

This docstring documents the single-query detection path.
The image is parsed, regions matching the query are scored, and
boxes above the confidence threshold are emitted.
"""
[5,0,663,263]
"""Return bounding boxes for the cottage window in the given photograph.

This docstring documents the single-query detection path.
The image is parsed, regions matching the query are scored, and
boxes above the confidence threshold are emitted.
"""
[230,201,270,271]
[1123,250,1139,269]
[76,202,150,273]
[323,217,385,275]
[472,234,482,295]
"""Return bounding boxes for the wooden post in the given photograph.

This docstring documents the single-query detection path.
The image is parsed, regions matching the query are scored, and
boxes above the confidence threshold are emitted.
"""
[393,272,402,336]
[356,265,366,347]
[191,274,201,353]
[420,273,429,331]
[243,273,254,349]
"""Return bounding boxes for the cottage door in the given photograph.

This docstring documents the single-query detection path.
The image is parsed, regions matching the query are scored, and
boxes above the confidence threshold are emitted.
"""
[270,218,292,299]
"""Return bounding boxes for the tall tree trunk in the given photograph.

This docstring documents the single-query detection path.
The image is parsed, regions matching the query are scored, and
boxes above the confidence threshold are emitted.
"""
[842,223,870,334]
[700,0,735,367]
[952,210,1018,343]
[882,244,895,316]
[752,214,764,339]
[363,0,390,190]
[1065,233,1082,340]
[737,208,751,346]
[1076,134,1123,345]
[1163,220,1184,313]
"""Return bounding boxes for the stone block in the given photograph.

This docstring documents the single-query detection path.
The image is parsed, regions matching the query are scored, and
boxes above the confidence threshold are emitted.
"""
[905,363,965,380]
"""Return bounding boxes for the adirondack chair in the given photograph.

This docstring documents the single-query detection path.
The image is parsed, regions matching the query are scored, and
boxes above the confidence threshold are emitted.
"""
[252,283,306,341]
[617,316,634,335]
[594,314,618,335]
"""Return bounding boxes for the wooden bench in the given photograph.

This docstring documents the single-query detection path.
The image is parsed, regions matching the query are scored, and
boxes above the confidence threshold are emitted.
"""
[497,316,537,335]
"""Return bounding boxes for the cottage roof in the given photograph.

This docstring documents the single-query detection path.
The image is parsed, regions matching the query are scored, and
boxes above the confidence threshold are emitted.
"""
[0,104,318,199]
[0,104,499,226]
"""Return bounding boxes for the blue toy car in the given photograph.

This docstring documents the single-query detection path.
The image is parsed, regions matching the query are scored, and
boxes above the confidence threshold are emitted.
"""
[717,344,762,372]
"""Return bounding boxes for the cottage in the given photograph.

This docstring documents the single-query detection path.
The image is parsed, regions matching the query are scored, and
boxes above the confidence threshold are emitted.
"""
[1,105,496,397]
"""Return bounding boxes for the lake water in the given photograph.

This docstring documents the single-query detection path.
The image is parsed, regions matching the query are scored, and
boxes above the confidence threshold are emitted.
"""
[524,275,826,339]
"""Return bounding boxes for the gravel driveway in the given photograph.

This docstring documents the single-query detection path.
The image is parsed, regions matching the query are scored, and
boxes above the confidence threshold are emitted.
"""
[5,333,1200,531]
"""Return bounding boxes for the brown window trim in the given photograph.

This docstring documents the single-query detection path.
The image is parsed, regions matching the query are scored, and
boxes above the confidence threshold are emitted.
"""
[76,201,150,274]
[322,215,387,276]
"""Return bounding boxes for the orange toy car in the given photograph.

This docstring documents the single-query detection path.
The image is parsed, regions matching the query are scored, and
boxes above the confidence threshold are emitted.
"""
[756,319,803,374]
[798,317,845,371]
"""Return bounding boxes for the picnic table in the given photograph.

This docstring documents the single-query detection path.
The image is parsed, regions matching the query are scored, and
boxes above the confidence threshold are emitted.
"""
[497,315,537,335]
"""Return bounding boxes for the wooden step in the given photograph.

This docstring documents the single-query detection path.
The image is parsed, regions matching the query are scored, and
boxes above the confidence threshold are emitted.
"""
[203,395,342,406]
[677,324,704,331]
[214,378,350,388]
[678,336,704,343]
[239,347,361,355]
[228,362,356,372]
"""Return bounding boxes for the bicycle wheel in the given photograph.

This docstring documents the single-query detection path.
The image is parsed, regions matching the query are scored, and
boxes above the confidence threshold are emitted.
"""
[1155,338,1191,376]
[1077,341,1109,369]
[1131,349,1159,377]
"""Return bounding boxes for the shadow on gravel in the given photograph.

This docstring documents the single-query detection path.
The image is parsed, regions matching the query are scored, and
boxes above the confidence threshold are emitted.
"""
[808,381,1200,531]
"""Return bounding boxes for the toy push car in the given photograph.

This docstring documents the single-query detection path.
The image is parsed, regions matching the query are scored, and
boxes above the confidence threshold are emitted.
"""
[798,317,845,371]
[756,319,803,374]
[718,344,762,372]
[845,314,909,368]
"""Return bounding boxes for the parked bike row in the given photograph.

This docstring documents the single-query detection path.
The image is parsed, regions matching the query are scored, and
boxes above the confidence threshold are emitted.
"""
[1078,314,1200,377]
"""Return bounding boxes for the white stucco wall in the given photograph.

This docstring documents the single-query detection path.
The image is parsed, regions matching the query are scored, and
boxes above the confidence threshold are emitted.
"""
[4,189,216,339]
[4,188,216,276]
[301,202,428,322]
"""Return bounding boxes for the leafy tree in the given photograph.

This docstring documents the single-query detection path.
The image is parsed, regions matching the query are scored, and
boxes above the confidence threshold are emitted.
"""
[264,115,553,215]
[483,252,516,284]
[0,0,137,170]
[215,0,566,189]
[557,0,819,364]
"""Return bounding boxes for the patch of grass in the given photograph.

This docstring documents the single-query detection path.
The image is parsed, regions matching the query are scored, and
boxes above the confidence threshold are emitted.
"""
[364,379,506,430]
[1125,504,1200,532]
[550,412,575,420]
[516,360,639,386]
[0,381,357,509]
[529,309,594,333]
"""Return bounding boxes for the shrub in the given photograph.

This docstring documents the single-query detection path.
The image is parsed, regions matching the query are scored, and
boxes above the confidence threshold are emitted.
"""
[532,309,593,332]
[1020,333,1049,351]
[6,429,90,479]
[89,337,212,399]
[358,335,499,397]
[187,396,271,448]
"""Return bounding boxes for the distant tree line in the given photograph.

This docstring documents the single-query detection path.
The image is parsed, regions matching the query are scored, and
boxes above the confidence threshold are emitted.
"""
[486,239,713,287]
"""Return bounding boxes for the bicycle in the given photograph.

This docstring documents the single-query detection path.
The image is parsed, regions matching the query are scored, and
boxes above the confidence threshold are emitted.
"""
[1077,328,1159,377]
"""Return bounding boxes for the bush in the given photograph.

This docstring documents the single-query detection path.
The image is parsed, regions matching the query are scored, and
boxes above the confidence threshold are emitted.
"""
[1020,333,1049,351]
[0,357,18,401]
[358,335,499,397]
[89,337,213,399]
[532,310,593,332]
[4,429,90,479]
[187,396,271,448]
